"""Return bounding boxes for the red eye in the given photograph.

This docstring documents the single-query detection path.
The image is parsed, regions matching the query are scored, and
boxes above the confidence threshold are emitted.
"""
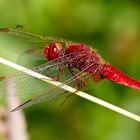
[43,41,62,60]
[43,46,49,59]
[48,43,59,60]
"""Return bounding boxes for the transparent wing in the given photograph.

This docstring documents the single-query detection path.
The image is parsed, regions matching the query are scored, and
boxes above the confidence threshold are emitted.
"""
[0,50,91,96]
[11,62,97,111]
[0,28,73,49]
[0,28,87,96]
[0,28,96,111]
[0,59,67,96]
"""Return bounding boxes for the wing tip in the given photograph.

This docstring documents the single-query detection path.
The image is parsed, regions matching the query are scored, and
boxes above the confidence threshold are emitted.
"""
[0,28,10,32]
[10,99,32,112]
[10,108,18,112]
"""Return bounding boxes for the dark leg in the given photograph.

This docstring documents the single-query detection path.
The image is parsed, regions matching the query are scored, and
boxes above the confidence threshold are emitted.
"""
[60,66,86,105]
[59,81,85,105]
[55,67,63,81]
[68,65,86,89]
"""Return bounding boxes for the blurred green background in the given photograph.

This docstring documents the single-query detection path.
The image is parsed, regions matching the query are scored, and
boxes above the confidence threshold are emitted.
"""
[0,0,140,140]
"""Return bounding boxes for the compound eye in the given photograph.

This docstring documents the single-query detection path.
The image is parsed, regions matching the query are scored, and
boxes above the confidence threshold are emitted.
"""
[43,45,49,59]
[43,41,62,61]
[48,43,59,60]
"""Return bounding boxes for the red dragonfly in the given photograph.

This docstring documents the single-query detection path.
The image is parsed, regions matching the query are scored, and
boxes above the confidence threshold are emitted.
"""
[0,28,140,112]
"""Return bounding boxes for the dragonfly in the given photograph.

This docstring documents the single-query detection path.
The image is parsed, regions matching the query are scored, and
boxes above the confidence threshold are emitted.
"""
[0,28,140,112]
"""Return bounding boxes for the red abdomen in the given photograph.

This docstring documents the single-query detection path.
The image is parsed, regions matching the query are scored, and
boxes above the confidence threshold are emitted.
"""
[102,64,140,91]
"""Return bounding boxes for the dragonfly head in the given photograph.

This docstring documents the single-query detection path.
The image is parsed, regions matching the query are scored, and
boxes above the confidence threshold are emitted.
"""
[44,41,62,61]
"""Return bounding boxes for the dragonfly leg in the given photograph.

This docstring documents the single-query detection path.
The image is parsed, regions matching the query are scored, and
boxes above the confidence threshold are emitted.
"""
[59,80,85,105]
[55,67,63,81]
[60,67,86,105]
[68,65,86,88]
